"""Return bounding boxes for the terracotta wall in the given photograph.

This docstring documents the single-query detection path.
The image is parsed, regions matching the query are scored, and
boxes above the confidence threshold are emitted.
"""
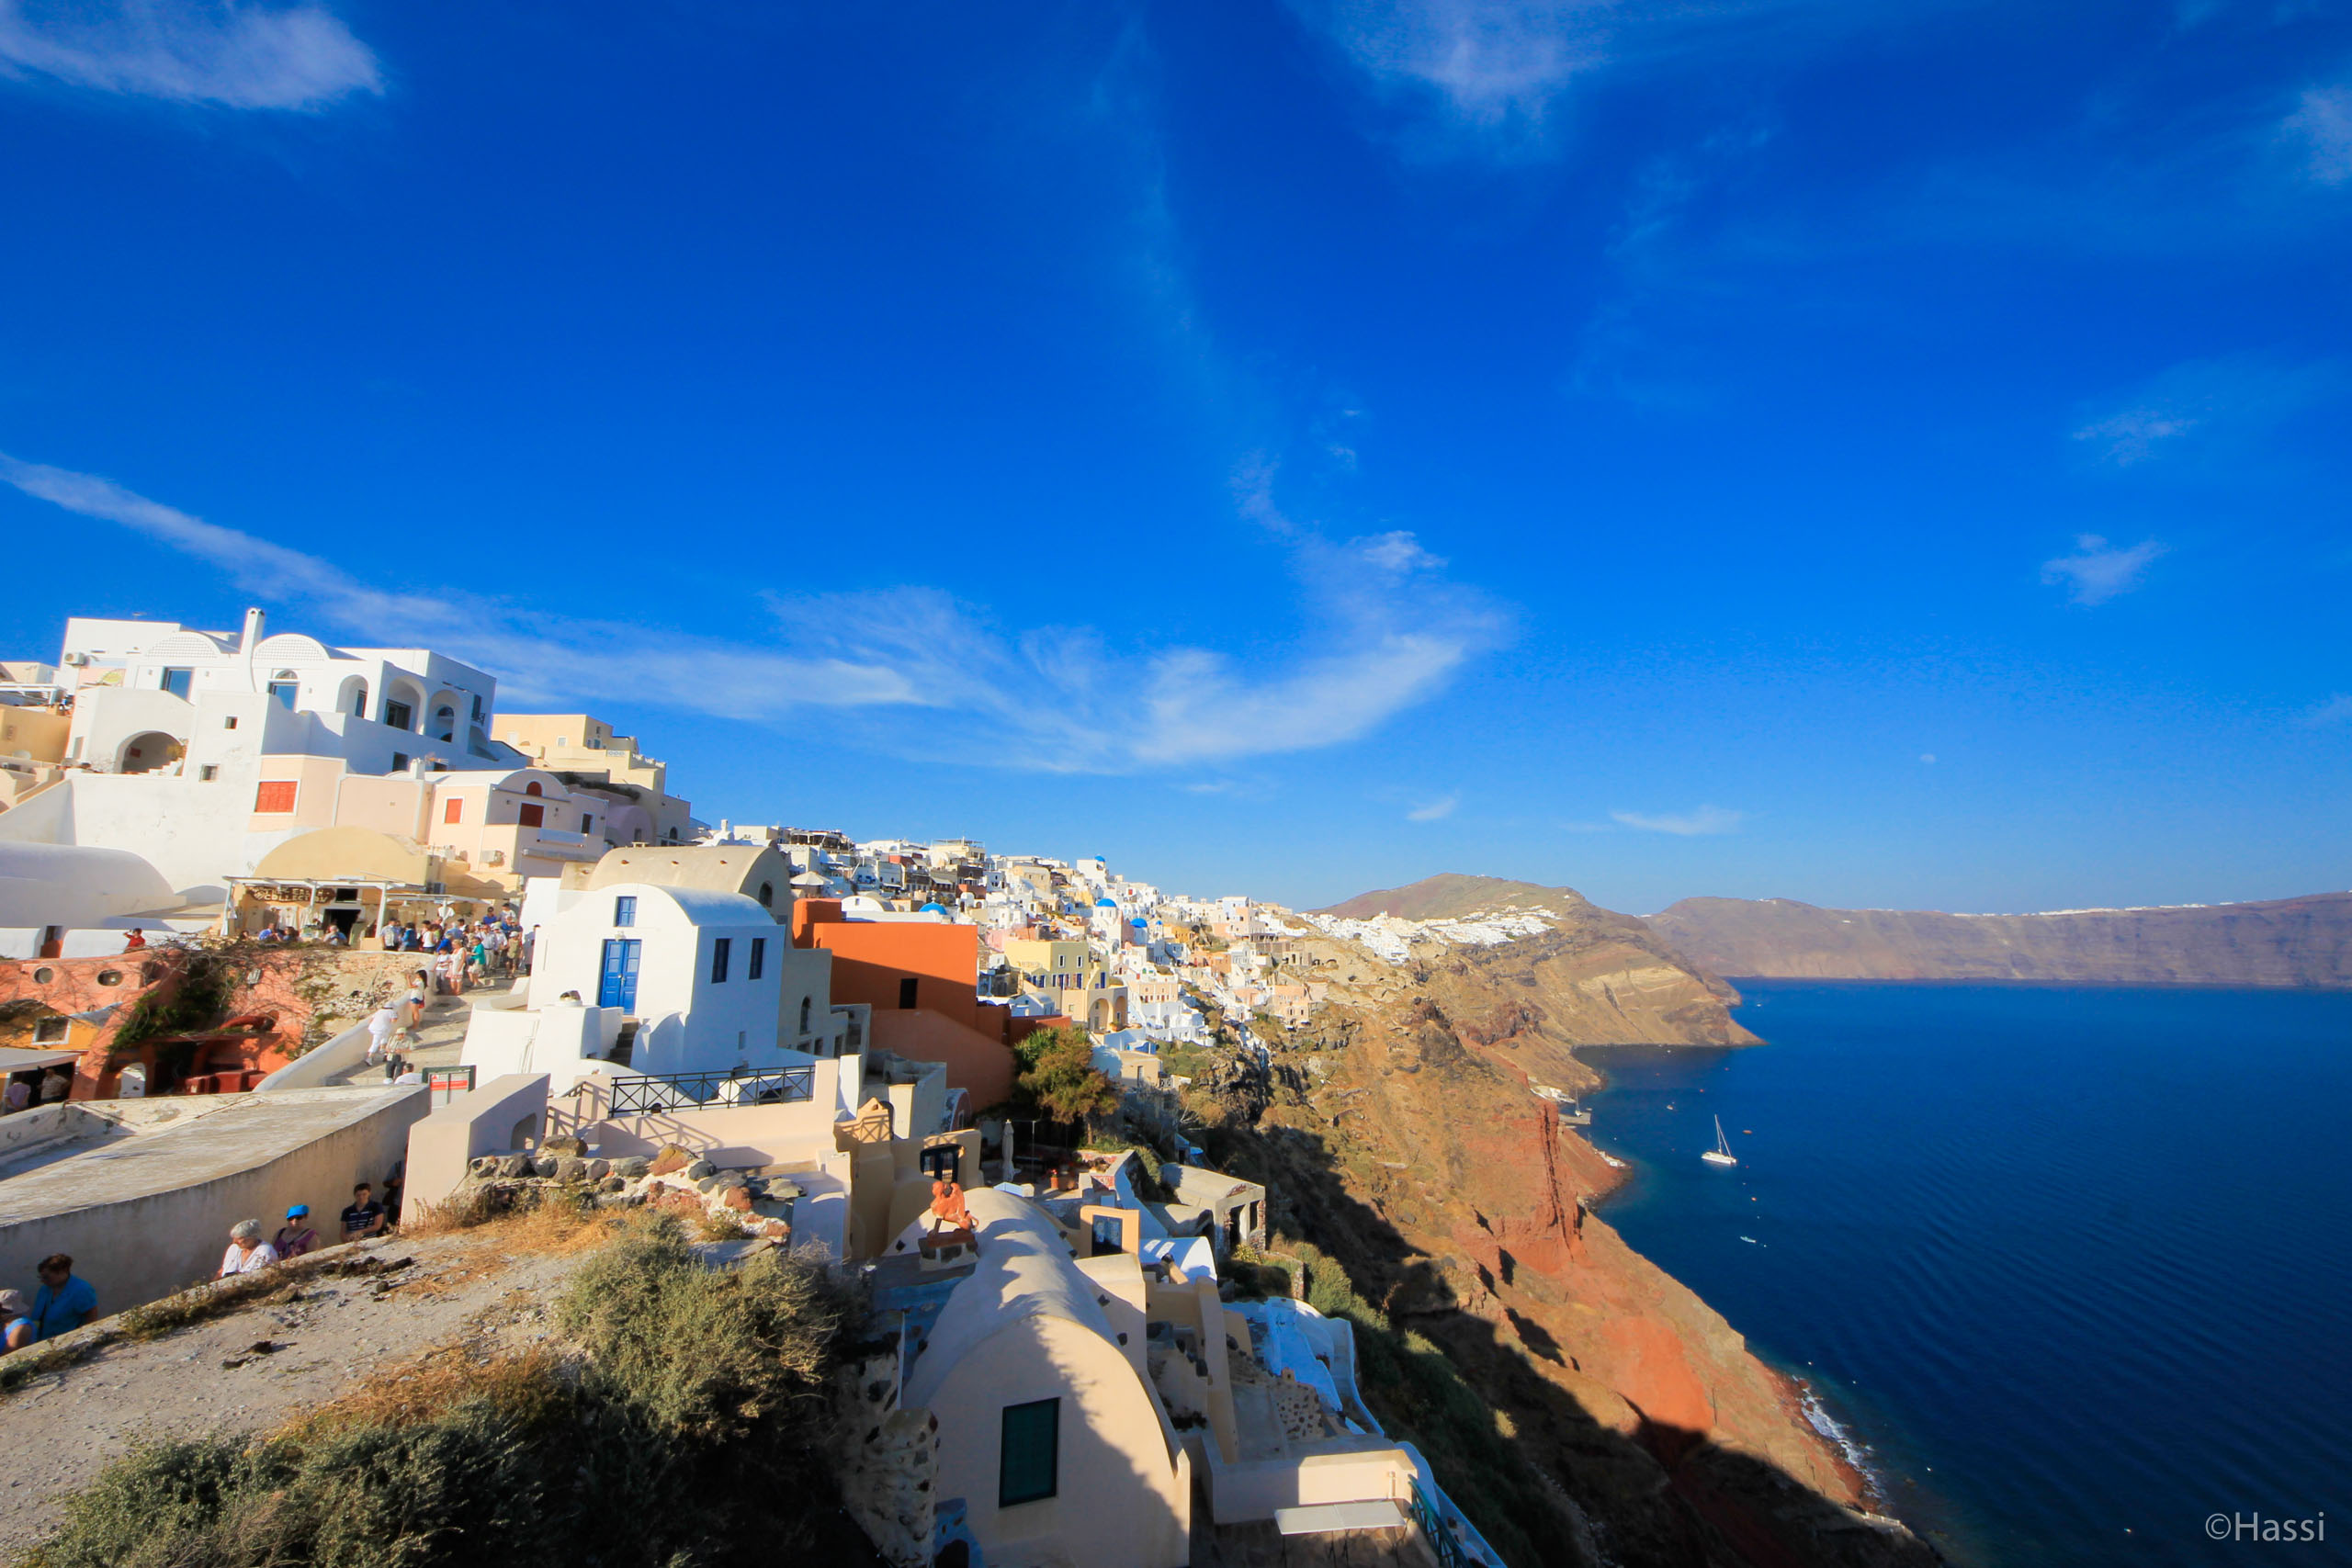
[867,1009,1015,1112]
[797,907,982,1029]
[0,947,185,1096]
[2,944,420,1099]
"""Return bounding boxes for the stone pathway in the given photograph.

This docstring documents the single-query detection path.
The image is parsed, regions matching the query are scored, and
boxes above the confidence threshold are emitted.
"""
[322,975,526,1088]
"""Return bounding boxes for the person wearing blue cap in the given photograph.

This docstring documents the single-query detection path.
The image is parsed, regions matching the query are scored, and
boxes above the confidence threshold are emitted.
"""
[273,1204,320,1259]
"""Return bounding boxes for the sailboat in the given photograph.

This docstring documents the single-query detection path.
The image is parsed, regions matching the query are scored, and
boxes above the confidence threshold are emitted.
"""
[1702,1115,1739,1168]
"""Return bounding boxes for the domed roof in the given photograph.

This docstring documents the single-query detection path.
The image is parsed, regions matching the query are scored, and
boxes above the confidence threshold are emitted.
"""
[920,902,950,915]
[1095,897,1117,907]
[582,843,791,921]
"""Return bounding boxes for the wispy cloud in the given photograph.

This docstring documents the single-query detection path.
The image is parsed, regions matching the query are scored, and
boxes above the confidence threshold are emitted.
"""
[2284,85,2352,186]
[2071,356,2336,467]
[0,454,1506,773]
[0,0,380,109]
[2071,408,2200,466]
[1290,0,1919,159]
[2040,533,2167,605]
[1290,0,1614,144]
[2302,694,2352,727]
[1407,793,1458,821]
[1611,804,1744,835]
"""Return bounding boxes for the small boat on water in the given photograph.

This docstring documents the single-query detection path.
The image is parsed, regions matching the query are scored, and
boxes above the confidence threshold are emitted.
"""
[1702,1115,1739,1168]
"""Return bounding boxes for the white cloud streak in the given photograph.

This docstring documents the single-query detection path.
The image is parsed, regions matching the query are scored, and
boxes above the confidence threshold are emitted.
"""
[2040,533,2167,605]
[1,455,1504,773]
[2301,694,2352,727]
[1292,0,1615,138]
[0,0,379,109]
[2285,85,2352,186]
[1289,0,1924,157]
[1407,794,1458,820]
[2071,408,2199,466]
[2071,355,2336,467]
[1611,804,1744,835]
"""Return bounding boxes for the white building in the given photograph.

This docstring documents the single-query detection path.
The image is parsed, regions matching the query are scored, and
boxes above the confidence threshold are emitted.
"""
[473,880,860,1104]
[0,609,528,903]
[61,610,511,778]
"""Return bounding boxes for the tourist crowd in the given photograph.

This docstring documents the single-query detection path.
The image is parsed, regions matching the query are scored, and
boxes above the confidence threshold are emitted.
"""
[0,1173,405,1353]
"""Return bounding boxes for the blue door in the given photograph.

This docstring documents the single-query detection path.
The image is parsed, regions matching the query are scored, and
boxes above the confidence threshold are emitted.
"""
[598,939,641,1011]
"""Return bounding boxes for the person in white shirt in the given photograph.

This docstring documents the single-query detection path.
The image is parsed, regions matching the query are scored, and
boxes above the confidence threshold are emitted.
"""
[216,1219,279,1278]
[365,1005,399,1065]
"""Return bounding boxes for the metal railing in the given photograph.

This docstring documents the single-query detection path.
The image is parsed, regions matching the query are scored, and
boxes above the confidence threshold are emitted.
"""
[604,1066,814,1114]
[1408,1481,1472,1568]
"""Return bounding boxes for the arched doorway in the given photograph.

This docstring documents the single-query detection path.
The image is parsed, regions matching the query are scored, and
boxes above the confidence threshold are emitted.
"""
[381,679,425,732]
[116,731,184,773]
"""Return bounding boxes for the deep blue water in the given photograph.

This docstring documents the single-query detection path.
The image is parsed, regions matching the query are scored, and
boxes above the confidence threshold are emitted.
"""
[1579,981,2352,1567]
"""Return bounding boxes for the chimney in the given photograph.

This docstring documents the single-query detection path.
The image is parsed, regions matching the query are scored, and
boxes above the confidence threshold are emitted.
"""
[241,607,266,651]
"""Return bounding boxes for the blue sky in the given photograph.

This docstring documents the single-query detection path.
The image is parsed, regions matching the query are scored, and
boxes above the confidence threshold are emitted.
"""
[3,0,2347,915]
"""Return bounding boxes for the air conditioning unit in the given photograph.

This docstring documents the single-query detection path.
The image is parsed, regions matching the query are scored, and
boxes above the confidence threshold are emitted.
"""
[62,652,89,667]
[483,850,505,866]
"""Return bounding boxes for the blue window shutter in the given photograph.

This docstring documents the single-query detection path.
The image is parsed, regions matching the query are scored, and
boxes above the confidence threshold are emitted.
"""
[998,1398,1058,1507]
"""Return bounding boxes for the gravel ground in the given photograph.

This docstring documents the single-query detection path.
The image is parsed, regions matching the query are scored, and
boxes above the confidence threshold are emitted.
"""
[0,1230,594,1554]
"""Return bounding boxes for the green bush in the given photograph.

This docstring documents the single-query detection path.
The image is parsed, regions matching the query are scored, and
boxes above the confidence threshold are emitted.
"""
[1009,1023,1118,1126]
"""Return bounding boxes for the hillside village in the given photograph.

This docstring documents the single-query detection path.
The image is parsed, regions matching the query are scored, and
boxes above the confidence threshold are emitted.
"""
[0,607,1529,1568]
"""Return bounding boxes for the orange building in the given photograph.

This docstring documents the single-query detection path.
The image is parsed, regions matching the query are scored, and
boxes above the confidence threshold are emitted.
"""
[793,901,1017,1110]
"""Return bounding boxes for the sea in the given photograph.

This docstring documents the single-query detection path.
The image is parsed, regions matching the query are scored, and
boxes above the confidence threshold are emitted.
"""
[1577,980,2352,1567]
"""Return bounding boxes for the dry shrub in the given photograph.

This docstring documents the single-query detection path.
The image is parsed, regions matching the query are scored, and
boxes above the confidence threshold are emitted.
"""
[281,1347,570,1439]
[405,1183,620,1254]
[116,1272,298,1343]
[557,1216,856,1438]
[504,1193,624,1255]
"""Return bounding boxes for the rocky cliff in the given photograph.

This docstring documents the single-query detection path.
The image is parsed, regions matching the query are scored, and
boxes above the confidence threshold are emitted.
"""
[1645,892,2352,987]
[1200,887,1934,1567]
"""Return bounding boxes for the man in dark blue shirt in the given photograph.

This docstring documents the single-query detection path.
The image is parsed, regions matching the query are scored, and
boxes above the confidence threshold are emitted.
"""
[341,1182,387,1241]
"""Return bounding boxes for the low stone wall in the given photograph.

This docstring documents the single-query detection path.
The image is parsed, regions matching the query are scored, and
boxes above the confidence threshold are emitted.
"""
[833,1345,936,1568]
[0,1088,428,1317]
[0,1234,411,1391]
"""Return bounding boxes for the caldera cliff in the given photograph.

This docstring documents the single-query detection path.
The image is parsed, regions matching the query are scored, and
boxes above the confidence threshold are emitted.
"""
[1178,875,1937,1567]
[1645,892,2352,987]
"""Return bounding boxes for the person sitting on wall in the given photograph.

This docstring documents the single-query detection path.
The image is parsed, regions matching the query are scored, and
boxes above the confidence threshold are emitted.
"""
[217,1219,279,1279]
[121,928,146,952]
[0,1290,36,1352]
[930,1175,973,1232]
[29,1255,95,1340]
[274,1204,320,1260]
[341,1182,387,1242]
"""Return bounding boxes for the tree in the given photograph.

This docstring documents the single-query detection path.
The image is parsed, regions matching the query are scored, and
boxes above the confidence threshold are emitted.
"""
[1012,1023,1119,1127]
